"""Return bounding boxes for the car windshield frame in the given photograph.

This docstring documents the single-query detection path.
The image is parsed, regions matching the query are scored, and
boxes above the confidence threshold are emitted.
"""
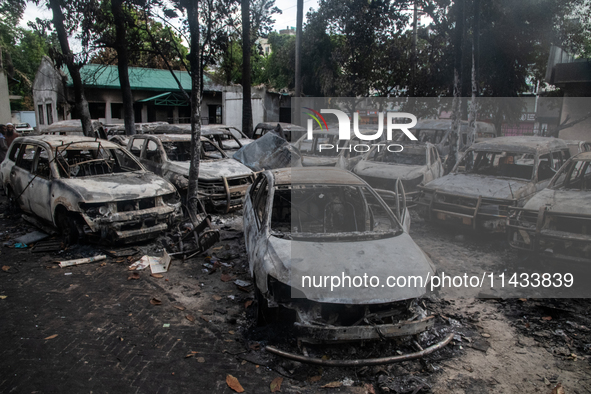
[268,183,404,242]
[455,149,536,181]
[549,157,591,191]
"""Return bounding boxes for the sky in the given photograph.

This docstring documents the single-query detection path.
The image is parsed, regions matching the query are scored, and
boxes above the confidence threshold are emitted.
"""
[19,0,321,33]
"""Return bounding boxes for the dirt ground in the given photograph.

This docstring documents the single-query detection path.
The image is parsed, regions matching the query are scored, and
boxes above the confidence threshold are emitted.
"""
[1,198,590,394]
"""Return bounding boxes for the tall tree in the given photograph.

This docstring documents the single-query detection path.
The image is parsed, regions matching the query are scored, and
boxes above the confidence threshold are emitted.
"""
[111,0,136,135]
[46,0,93,136]
[241,0,252,137]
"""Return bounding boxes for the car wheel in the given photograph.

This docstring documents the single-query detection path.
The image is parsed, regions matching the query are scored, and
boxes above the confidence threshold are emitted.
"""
[56,210,82,245]
[5,186,20,212]
[254,279,273,326]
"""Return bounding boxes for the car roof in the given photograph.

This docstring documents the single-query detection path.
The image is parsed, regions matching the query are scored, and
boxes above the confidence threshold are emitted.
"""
[16,135,121,149]
[43,119,103,132]
[468,136,568,154]
[271,167,367,186]
[256,122,306,131]
[572,151,591,160]
[135,133,209,142]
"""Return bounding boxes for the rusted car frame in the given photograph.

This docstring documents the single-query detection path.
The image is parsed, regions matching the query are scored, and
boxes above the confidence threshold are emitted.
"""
[127,134,255,213]
[418,137,570,232]
[42,119,108,140]
[243,167,447,351]
[507,152,591,262]
[0,135,182,243]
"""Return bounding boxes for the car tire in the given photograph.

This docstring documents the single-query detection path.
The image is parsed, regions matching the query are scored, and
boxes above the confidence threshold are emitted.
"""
[56,210,82,245]
[254,278,273,326]
[5,186,20,212]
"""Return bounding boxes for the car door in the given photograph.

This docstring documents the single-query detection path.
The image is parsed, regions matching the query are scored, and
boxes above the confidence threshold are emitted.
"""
[27,146,53,222]
[244,174,267,274]
[142,138,165,176]
[9,143,37,213]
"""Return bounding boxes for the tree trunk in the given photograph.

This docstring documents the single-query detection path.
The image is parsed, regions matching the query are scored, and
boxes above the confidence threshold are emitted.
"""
[449,0,464,172]
[295,0,303,97]
[112,0,136,136]
[48,0,93,137]
[468,0,480,141]
[184,0,202,215]
[241,0,253,138]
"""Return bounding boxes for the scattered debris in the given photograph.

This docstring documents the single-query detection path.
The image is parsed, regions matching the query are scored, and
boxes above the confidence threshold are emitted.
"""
[150,298,162,305]
[270,377,283,393]
[15,231,49,245]
[58,255,107,268]
[44,334,58,340]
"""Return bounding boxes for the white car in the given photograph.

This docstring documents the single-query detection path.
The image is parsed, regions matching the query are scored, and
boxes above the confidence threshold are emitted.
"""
[243,167,440,345]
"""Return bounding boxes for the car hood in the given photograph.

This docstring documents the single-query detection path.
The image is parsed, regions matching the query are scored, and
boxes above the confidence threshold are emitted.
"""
[170,159,253,180]
[266,233,435,304]
[424,173,530,200]
[301,155,338,167]
[60,171,176,202]
[524,188,591,214]
[355,160,426,180]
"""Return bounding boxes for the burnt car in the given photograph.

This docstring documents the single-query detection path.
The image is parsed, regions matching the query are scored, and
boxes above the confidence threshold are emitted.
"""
[127,134,255,213]
[353,142,444,205]
[418,137,570,232]
[253,122,307,143]
[0,135,182,243]
[244,167,444,348]
[507,152,591,261]
[14,123,34,135]
[399,119,495,165]
[42,119,108,140]
[174,124,249,154]
[293,129,374,170]
[202,124,252,148]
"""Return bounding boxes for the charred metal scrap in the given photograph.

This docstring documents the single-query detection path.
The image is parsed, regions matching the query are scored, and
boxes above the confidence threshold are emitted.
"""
[233,132,302,171]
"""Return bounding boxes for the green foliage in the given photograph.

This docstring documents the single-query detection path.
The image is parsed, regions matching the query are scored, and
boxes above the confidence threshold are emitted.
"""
[0,0,49,110]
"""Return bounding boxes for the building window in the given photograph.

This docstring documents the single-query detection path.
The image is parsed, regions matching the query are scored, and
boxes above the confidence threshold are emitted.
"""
[38,105,44,125]
[208,105,222,124]
[46,103,53,125]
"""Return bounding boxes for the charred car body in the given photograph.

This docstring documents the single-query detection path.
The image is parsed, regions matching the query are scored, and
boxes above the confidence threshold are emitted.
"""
[253,122,307,143]
[127,134,255,212]
[0,135,182,243]
[244,167,443,345]
[418,137,570,232]
[354,142,444,205]
[42,119,108,140]
[507,152,591,261]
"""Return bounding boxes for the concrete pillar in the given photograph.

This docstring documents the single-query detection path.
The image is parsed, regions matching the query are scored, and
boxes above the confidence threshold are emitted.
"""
[141,104,148,123]
[173,106,179,124]
[105,99,112,123]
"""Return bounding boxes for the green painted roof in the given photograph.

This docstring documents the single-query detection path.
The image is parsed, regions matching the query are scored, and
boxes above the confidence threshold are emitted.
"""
[64,64,218,92]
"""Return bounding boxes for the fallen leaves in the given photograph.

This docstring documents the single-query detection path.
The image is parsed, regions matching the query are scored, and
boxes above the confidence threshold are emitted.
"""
[249,342,261,351]
[226,374,245,393]
[542,316,553,321]
[309,376,321,383]
[0,295,7,300]
[321,381,342,388]
[213,295,222,301]
[2,265,10,272]
[244,300,253,309]
[185,351,198,358]
[221,274,236,282]
[186,314,195,322]
[150,273,163,278]
[197,357,205,363]
[173,305,186,311]
[128,272,140,280]
[481,333,491,338]
[150,298,162,305]
[270,377,283,392]
[44,334,58,340]
[552,383,565,394]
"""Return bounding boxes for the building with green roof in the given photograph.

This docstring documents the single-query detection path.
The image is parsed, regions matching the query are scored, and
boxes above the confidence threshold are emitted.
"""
[32,57,293,132]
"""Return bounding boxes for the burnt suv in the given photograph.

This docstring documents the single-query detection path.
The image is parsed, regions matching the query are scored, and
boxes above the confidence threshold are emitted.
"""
[0,135,182,243]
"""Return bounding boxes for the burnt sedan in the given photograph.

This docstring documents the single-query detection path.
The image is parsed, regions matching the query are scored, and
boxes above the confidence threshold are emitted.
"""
[507,152,591,262]
[244,167,446,350]
[353,142,444,205]
[127,134,255,213]
[418,137,570,232]
[0,135,182,243]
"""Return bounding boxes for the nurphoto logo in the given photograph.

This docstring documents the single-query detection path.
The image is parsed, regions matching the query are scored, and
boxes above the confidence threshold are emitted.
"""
[303,109,418,153]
